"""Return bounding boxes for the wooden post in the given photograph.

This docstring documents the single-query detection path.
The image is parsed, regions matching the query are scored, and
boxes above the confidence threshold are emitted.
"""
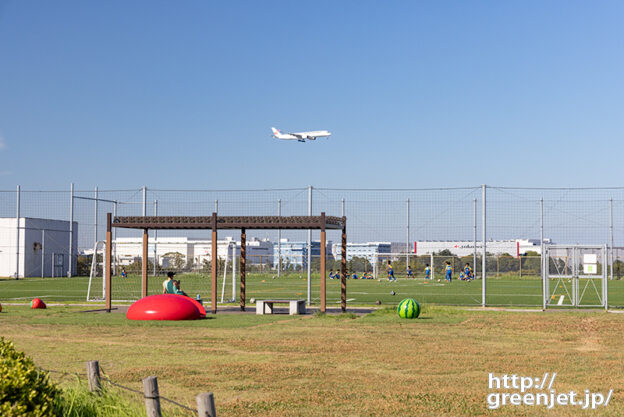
[240,228,246,311]
[196,392,217,417]
[341,217,347,312]
[320,213,326,313]
[143,376,162,417]
[86,360,101,393]
[211,213,217,314]
[142,228,148,298]
[105,213,112,312]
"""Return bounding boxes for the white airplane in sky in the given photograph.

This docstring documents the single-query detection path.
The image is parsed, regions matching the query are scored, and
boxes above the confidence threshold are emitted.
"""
[271,127,331,142]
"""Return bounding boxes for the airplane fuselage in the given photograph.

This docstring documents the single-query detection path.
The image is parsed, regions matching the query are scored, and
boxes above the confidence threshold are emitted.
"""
[271,127,331,141]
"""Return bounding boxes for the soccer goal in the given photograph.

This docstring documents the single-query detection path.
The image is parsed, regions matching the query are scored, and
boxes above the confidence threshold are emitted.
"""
[543,245,608,309]
[87,239,239,303]
[86,241,108,301]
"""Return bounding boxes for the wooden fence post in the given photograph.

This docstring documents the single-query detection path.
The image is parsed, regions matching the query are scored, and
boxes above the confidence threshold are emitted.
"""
[197,392,217,417]
[86,360,101,393]
[143,376,162,417]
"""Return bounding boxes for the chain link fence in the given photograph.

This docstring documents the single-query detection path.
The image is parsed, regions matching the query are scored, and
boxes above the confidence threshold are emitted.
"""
[3,185,624,307]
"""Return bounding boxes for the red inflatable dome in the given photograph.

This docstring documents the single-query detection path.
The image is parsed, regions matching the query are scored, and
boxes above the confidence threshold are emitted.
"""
[127,294,206,320]
[31,298,46,309]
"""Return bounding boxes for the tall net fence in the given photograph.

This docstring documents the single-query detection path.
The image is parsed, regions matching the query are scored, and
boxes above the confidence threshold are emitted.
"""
[3,185,624,307]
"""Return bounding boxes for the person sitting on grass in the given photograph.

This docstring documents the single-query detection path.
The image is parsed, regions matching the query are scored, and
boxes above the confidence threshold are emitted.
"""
[352,272,358,280]
[162,271,176,294]
[120,268,127,278]
[329,269,335,279]
[407,266,413,278]
[173,279,188,297]
[464,263,474,280]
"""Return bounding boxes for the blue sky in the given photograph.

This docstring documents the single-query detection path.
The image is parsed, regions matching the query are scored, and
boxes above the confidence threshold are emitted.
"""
[0,0,622,190]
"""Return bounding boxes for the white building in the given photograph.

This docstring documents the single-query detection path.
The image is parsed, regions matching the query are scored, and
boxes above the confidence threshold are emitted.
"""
[413,239,549,257]
[111,236,273,268]
[0,217,78,278]
[331,242,391,266]
[194,236,273,266]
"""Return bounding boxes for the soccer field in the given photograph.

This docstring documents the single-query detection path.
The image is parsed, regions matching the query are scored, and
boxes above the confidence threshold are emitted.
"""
[2,273,624,308]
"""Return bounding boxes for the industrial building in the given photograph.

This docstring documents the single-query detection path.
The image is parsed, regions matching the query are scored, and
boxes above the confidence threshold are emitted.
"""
[0,217,78,278]
[331,241,392,266]
[413,239,550,257]
[272,239,325,270]
[109,236,273,268]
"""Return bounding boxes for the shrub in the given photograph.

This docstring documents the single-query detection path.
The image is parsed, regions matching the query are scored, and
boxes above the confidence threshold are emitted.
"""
[0,337,59,417]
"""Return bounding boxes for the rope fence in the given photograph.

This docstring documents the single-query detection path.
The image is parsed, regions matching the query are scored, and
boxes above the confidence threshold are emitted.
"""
[43,360,215,417]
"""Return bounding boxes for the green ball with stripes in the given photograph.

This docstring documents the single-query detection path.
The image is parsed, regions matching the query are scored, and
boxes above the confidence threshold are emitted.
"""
[397,298,420,319]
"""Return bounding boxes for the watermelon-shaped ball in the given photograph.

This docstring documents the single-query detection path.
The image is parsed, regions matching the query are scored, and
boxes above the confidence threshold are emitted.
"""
[397,298,420,319]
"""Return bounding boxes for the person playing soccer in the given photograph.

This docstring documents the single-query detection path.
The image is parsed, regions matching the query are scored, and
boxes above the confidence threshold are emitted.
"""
[387,260,396,281]
[406,265,413,278]
[464,263,473,280]
[445,261,452,282]
[424,264,431,280]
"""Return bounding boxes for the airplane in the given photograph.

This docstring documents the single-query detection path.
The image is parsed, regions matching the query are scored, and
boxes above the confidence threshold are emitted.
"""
[271,127,331,142]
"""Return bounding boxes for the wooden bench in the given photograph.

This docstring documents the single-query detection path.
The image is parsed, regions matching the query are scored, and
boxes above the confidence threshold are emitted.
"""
[256,299,306,315]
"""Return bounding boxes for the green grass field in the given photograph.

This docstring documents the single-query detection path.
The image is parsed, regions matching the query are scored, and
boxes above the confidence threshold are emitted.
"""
[2,273,624,308]
[1,304,624,416]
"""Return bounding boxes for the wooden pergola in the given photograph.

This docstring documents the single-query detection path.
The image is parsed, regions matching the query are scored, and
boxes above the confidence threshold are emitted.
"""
[105,212,347,314]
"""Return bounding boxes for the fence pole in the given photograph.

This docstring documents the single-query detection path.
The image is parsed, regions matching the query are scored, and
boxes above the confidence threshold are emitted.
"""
[15,185,20,280]
[231,243,236,302]
[277,199,281,278]
[41,230,45,278]
[473,198,477,278]
[610,199,613,281]
[93,188,99,258]
[540,198,545,310]
[68,183,74,277]
[143,376,162,417]
[86,360,101,393]
[197,392,217,417]
[406,199,410,269]
[214,199,218,213]
[154,200,158,276]
[113,201,117,276]
[307,185,312,306]
[142,186,147,216]
[481,184,486,307]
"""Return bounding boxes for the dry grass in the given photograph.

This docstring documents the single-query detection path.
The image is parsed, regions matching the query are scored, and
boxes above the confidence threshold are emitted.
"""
[1,305,624,416]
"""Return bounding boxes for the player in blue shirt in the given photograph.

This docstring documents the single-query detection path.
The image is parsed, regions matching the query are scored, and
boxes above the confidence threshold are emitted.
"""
[424,264,431,280]
[387,261,396,281]
[407,266,413,278]
[445,261,452,282]
[464,263,473,281]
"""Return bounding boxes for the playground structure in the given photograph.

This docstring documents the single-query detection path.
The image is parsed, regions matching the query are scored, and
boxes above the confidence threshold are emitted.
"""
[105,212,347,314]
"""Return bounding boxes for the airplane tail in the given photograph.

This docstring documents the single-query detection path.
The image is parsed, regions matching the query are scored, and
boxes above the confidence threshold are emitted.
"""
[271,127,280,136]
